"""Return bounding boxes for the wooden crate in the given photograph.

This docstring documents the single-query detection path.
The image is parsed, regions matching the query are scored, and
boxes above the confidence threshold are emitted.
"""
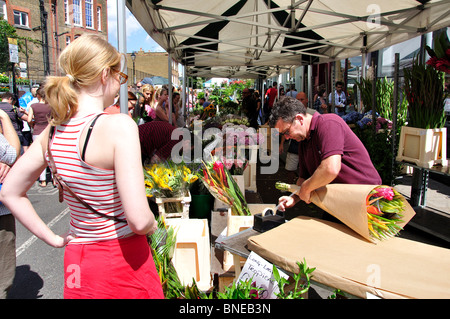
[396,126,448,168]
[155,192,191,219]
[222,204,276,271]
[165,218,212,291]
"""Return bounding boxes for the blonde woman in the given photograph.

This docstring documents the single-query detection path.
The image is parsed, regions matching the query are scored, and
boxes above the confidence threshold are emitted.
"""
[141,84,155,115]
[0,34,163,299]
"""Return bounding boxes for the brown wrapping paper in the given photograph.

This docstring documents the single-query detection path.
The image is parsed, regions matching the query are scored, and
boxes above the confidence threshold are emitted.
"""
[247,216,450,299]
[308,184,416,242]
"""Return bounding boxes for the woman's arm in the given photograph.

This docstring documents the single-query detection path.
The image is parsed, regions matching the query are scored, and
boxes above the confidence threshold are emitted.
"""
[0,126,73,247]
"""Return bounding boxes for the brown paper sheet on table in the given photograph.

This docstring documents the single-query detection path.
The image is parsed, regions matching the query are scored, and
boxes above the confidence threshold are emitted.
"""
[309,184,416,242]
[247,216,450,299]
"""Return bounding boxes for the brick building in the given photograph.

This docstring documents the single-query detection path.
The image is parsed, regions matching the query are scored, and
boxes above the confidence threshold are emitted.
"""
[1,0,108,84]
[125,48,180,87]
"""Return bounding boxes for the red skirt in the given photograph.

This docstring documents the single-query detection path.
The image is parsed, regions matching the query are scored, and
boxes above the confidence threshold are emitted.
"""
[64,234,164,299]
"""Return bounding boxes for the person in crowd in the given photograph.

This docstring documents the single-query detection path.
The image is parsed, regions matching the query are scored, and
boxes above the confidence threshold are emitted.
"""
[0,92,29,154]
[173,91,185,128]
[328,81,346,117]
[0,109,21,299]
[0,34,163,299]
[269,96,381,211]
[265,82,278,117]
[138,120,182,164]
[104,91,137,117]
[242,88,258,129]
[28,87,52,187]
[285,84,298,98]
[253,90,262,125]
[141,84,156,117]
[19,88,38,152]
[197,96,206,107]
[313,87,328,114]
[155,86,175,126]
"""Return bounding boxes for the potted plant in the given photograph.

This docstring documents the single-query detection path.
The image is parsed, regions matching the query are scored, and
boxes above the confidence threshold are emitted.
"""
[397,32,449,168]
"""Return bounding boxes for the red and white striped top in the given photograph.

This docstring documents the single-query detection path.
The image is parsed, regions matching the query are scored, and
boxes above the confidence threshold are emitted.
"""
[48,113,132,244]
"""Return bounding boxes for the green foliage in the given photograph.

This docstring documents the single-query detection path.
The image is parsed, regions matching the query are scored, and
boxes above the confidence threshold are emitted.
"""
[403,57,446,129]
[353,124,402,185]
[212,279,262,299]
[273,259,315,299]
[355,77,408,126]
[0,18,18,73]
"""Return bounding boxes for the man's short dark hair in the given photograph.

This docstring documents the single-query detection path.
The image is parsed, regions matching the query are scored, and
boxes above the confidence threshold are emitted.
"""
[336,81,344,87]
[268,96,306,128]
[1,92,15,101]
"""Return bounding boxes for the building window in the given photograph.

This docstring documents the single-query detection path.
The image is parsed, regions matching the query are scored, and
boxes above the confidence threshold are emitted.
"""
[0,1,7,20]
[85,0,93,28]
[66,36,71,47]
[13,10,28,27]
[97,6,102,31]
[64,0,69,24]
[73,0,82,26]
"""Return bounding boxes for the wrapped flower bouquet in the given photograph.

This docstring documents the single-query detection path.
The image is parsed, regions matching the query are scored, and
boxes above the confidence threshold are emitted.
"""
[275,182,415,242]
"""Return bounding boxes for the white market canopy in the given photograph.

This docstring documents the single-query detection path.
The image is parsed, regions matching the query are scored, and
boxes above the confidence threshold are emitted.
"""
[125,0,450,79]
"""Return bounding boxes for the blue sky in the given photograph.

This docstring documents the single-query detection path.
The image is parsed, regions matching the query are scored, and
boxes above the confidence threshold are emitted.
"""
[107,2,165,53]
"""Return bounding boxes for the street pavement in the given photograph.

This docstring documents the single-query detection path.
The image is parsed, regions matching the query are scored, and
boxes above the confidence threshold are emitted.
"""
[8,182,68,299]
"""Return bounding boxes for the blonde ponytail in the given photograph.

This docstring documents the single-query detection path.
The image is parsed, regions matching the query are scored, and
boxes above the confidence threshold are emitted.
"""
[44,34,122,126]
[45,75,78,126]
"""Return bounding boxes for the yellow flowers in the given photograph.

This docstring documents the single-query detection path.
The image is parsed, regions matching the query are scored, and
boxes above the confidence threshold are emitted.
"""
[144,161,198,198]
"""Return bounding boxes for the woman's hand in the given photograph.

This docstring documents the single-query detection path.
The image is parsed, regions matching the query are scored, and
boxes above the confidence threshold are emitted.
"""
[51,231,76,248]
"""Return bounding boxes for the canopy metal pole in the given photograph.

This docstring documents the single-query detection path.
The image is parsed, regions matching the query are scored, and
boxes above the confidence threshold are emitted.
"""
[307,64,313,108]
[182,64,187,126]
[391,53,399,186]
[168,52,173,125]
[117,0,128,114]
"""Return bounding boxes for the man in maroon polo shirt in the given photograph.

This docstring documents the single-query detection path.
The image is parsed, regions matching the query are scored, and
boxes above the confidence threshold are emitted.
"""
[138,120,182,163]
[269,96,381,211]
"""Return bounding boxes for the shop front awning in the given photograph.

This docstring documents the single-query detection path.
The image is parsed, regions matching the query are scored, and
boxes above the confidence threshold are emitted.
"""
[126,0,450,78]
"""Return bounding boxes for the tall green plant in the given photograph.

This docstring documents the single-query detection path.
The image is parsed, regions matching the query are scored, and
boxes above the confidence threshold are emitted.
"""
[403,57,446,129]
[355,77,408,126]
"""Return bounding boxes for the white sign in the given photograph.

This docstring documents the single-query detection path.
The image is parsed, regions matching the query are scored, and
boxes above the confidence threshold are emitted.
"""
[8,38,19,64]
[237,251,289,299]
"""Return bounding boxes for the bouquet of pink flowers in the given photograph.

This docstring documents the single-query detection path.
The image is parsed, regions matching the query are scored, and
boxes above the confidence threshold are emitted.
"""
[212,146,248,175]
[200,159,250,216]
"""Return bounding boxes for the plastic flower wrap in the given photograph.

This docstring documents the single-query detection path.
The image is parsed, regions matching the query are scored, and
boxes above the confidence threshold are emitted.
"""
[200,158,250,216]
[144,161,198,198]
[366,186,405,240]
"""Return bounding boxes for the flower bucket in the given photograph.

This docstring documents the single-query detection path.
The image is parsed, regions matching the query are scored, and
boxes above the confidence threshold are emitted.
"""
[396,126,448,168]
[190,193,214,219]
[155,192,191,219]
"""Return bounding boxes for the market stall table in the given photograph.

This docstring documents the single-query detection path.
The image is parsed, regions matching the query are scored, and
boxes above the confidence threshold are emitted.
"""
[246,216,450,299]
